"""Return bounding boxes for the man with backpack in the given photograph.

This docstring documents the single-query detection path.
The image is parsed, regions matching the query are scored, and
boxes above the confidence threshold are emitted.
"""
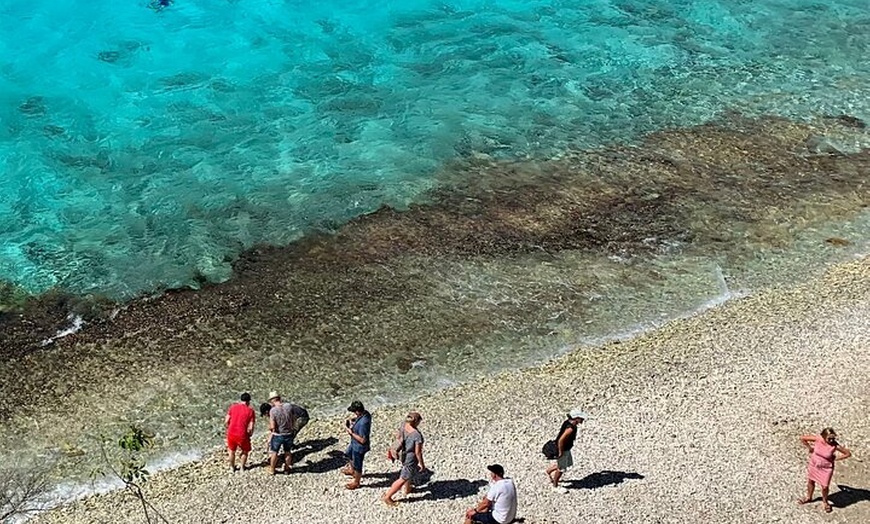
[544,408,587,494]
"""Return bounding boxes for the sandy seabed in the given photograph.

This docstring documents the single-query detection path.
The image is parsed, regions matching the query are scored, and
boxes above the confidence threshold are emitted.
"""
[33,256,870,524]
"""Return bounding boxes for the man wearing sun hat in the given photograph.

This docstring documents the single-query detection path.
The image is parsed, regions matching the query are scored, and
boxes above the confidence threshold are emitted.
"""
[464,464,517,524]
[545,408,588,494]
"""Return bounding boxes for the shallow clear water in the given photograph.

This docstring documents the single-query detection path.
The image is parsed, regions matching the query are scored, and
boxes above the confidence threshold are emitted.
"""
[1,0,869,298]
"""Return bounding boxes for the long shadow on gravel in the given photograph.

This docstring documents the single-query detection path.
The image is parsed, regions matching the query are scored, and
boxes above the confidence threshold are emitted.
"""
[404,478,488,502]
[295,450,347,474]
[294,437,339,463]
[359,472,396,489]
[829,485,870,509]
[565,470,645,490]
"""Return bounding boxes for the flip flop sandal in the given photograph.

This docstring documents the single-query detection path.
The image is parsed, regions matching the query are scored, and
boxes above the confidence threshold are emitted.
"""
[824,504,833,513]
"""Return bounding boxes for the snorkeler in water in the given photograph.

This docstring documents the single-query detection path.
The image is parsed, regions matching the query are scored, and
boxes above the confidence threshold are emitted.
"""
[149,0,173,12]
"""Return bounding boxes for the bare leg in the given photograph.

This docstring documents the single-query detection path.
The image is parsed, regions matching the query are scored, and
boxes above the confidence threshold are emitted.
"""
[821,485,831,512]
[799,480,814,504]
[269,452,278,475]
[239,450,248,471]
[382,478,406,506]
[228,449,236,471]
[546,464,563,487]
[346,469,361,490]
[546,464,560,486]
[284,452,293,472]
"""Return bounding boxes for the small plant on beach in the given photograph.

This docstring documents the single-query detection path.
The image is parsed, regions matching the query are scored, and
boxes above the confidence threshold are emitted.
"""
[0,464,51,523]
[92,425,169,524]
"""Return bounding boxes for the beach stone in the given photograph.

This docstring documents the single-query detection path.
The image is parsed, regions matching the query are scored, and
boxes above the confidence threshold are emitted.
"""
[834,114,867,129]
[804,135,844,155]
[42,124,66,137]
[824,237,852,247]
[97,50,122,63]
[18,96,46,116]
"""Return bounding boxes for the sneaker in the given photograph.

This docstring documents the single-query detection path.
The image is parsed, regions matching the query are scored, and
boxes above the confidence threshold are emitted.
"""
[552,485,569,494]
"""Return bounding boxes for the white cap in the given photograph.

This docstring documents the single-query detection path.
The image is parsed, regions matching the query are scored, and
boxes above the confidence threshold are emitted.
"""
[569,408,589,419]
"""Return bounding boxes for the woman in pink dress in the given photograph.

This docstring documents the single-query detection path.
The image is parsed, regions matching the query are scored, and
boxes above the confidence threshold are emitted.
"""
[798,427,852,513]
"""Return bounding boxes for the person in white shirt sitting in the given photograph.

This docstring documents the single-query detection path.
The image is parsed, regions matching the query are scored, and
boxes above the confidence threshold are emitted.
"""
[464,464,518,524]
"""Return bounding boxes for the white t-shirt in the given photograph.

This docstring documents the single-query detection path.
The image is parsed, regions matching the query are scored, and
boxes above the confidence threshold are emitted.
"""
[487,478,517,524]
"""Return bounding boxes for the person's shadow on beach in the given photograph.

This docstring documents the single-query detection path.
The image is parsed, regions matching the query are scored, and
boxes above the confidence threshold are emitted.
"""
[828,484,870,509]
[359,472,396,489]
[295,450,347,474]
[564,470,645,490]
[404,478,488,502]
[248,437,341,471]
[293,437,339,463]
[358,470,485,501]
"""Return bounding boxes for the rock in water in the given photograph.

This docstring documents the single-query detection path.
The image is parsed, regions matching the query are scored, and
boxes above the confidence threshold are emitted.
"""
[824,237,852,247]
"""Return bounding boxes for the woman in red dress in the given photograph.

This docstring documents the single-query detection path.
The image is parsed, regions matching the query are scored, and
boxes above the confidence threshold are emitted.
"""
[798,427,852,513]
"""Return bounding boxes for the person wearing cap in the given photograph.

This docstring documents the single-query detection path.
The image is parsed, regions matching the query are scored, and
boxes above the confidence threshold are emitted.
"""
[545,408,587,494]
[342,400,372,490]
[225,392,256,472]
[382,411,425,506]
[464,464,517,524]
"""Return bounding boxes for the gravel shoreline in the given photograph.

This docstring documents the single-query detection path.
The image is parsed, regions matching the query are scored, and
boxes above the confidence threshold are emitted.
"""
[35,257,870,524]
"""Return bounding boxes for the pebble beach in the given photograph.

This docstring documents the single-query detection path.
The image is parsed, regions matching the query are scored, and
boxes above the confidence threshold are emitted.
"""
[34,256,870,524]
[3,2,870,523]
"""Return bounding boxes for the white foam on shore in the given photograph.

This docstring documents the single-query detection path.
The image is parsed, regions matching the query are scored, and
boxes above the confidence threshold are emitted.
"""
[17,449,203,522]
[39,314,84,347]
[315,267,749,426]
[12,268,750,520]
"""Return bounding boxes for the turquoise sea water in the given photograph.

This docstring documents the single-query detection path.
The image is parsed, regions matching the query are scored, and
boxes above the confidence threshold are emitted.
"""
[1,0,869,299]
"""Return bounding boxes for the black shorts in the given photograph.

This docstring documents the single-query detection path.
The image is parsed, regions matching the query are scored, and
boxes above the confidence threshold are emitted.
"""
[470,511,500,524]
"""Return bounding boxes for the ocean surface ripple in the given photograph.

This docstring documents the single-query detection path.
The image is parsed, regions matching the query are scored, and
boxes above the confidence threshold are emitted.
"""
[1,0,869,299]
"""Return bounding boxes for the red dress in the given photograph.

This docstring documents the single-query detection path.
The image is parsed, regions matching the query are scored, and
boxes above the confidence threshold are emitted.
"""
[807,436,836,487]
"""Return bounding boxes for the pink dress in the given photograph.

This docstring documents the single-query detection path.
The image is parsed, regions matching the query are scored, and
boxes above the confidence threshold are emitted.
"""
[807,436,836,487]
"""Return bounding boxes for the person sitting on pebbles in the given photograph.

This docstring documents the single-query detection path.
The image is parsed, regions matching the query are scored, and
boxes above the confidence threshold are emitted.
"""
[798,427,852,513]
[545,408,587,494]
[464,464,517,524]
[382,411,425,506]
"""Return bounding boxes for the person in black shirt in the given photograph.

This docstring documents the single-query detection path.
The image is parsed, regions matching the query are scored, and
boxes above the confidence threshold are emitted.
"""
[545,408,587,494]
